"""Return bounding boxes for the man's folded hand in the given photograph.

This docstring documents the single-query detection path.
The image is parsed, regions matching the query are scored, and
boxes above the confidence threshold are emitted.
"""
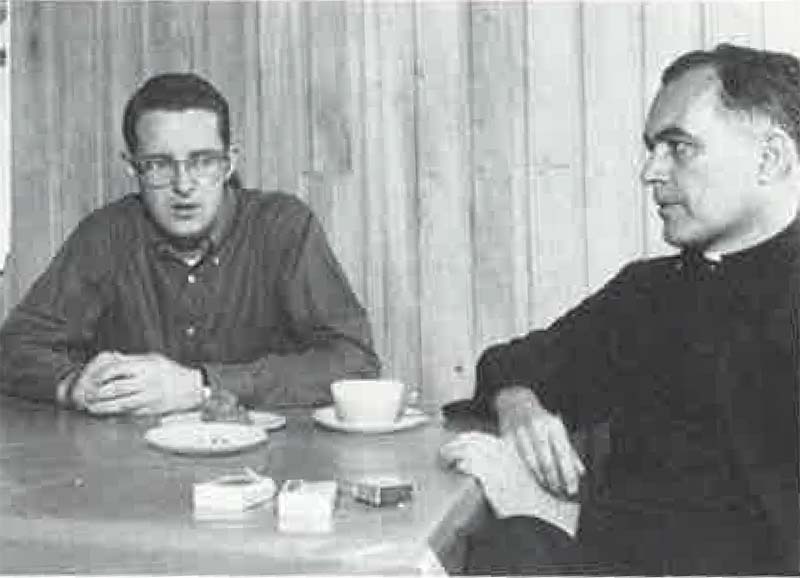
[73,351,204,416]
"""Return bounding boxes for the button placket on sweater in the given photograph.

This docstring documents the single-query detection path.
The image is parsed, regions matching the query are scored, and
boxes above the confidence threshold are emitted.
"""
[182,266,202,349]
[182,253,224,358]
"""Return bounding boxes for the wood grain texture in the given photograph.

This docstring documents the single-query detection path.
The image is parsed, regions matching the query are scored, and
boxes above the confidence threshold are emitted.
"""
[197,1,261,190]
[10,0,58,305]
[257,1,310,196]
[306,0,367,302]
[703,1,765,49]
[141,1,199,74]
[53,1,103,242]
[642,1,702,258]
[7,1,797,402]
[581,2,646,291]
[526,1,588,328]
[101,0,145,203]
[361,1,421,391]
[762,1,800,58]
[415,1,475,403]
[470,2,531,350]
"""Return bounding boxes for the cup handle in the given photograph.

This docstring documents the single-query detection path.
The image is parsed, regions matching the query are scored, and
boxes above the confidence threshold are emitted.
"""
[400,386,421,417]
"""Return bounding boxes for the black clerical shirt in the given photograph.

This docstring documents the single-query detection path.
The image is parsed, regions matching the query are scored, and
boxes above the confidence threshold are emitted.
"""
[474,217,800,572]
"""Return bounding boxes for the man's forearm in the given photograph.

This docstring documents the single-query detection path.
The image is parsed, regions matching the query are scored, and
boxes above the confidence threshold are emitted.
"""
[0,324,83,404]
[202,340,380,409]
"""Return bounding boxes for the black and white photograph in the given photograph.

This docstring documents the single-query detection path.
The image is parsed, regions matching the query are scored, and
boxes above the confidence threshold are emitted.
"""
[1,0,799,575]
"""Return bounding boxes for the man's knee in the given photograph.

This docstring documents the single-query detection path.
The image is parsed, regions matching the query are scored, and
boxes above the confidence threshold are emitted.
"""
[465,515,579,575]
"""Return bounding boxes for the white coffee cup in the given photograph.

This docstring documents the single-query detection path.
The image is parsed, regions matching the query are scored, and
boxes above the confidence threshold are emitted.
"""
[331,379,406,424]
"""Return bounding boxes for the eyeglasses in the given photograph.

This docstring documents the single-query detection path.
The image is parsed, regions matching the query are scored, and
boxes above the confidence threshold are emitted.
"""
[127,150,230,187]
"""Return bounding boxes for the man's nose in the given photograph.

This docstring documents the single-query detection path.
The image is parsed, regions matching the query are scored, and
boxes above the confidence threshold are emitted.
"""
[640,146,670,186]
[172,160,194,194]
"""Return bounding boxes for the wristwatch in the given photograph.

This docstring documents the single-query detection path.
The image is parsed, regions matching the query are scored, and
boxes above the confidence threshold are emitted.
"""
[198,366,214,405]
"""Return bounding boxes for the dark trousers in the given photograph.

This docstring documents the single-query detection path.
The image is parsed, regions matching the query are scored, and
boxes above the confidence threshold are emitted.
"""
[464,506,787,576]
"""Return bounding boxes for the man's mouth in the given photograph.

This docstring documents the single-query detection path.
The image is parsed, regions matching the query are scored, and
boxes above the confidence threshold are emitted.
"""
[657,203,683,219]
[171,203,200,217]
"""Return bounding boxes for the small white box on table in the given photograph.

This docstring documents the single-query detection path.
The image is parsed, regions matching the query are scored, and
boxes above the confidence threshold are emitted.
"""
[277,479,338,533]
[193,472,276,517]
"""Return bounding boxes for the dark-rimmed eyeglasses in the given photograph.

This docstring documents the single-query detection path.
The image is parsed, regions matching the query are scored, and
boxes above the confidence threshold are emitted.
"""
[125,150,230,187]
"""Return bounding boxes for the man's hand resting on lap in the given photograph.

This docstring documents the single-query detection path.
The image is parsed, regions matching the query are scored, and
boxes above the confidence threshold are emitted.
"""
[495,386,586,498]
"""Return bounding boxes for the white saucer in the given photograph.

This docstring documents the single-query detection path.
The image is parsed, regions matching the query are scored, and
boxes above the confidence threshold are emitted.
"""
[144,422,268,456]
[160,410,287,432]
[312,406,429,434]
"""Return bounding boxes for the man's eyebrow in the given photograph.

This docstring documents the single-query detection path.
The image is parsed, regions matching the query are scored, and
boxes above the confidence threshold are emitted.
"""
[133,152,171,160]
[189,148,225,155]
[135,149,222,159]
[643,126,694,149]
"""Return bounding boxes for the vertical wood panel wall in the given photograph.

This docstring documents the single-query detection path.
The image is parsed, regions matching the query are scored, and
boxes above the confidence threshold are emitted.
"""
[7,0,800,404]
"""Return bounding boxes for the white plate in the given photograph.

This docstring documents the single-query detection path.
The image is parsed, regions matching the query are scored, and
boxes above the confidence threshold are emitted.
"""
[160,410,287,432]
[144,423,268,456]
[312,406,429,434]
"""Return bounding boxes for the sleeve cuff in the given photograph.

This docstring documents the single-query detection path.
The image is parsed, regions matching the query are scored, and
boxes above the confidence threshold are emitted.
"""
[56,368,82,408]
[200,362,256,404]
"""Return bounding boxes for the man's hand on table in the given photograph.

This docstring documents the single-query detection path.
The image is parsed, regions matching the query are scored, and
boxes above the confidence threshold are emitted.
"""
[494,386,585,498]
[72,351,205,416]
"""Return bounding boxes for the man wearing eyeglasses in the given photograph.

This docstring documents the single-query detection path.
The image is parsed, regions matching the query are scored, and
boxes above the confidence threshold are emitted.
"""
[0,73,380,415]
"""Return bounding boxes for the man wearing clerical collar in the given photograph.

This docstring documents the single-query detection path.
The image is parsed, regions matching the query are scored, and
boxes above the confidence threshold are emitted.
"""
[453,44,800,574]
[0,73,380,415]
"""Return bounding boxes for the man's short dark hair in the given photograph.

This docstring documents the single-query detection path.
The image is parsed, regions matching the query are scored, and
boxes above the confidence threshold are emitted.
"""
[122,72,230,153]
[662,43,800,152]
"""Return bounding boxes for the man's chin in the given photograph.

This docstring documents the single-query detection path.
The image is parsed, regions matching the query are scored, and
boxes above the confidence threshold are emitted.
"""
[662,226,695,250]
[663,229,712,252]
[159,223,211,249]
[662,232,683,249]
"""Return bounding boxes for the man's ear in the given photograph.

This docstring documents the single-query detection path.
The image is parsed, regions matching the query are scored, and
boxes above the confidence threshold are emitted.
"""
[758,127,797,184]
[121,152,138,178]
[225,144,241,180]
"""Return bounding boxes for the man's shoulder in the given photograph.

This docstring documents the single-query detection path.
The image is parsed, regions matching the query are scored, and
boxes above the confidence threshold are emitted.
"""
[600,253,680,284]
[621,254,681,276]
[238,189,313,218]
[236,190,317,234]
[605,254,682,293]
[70,194,145,239]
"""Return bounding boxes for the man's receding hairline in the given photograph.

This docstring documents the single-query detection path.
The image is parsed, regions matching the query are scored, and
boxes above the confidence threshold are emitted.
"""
[661,65,769,129]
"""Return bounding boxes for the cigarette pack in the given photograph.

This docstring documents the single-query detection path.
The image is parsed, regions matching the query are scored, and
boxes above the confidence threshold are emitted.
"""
[277,479,338,533]
[350,476,414,507]
[193,472,276,517]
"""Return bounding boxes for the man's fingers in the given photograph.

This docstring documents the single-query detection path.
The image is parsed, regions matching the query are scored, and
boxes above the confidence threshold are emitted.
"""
[85,391,148,415]
[550,419,587,496]
[550,435,581,496]
[131,405,160,416]
[512,425,558,492]
[84,351,125,377]
[570,443,586,476]
[514,415,586,496]
[87,378,141,402]
[534,437,563,493]
[92,360,139,386]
